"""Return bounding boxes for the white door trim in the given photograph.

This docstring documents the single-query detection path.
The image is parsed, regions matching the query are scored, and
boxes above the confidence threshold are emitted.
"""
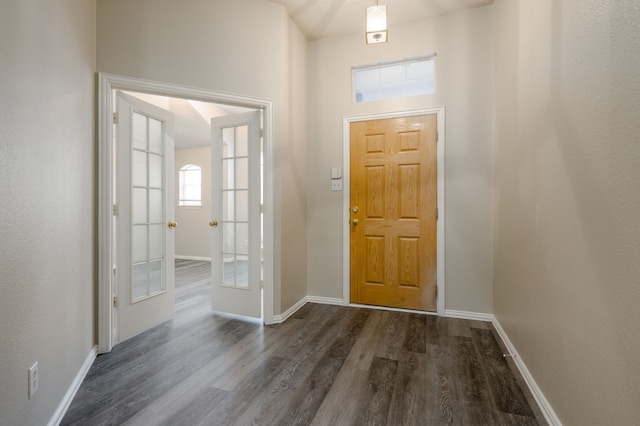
[342,107,446,315]
[98,73,275,353]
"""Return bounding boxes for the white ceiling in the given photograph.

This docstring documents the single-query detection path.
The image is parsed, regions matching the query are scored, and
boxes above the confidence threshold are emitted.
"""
[267,0,494,41]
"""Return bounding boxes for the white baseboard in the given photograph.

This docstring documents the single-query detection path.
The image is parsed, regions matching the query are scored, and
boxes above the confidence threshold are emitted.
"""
[306,296,346,306]
[48,345,97,426]
[492,317,562,426]
[444,309,493,322]
[273,297,309,323]
[350,303,437,316]
[175,255,212,262]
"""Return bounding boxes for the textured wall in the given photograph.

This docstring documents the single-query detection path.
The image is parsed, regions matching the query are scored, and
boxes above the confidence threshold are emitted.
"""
[0,1,97,424]
[307,7,495,313]
[493,0,640,423]
[97,0,309,316]
[174,148,213,259]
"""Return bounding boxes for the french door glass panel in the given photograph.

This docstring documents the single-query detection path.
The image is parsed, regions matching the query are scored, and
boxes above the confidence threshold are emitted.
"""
[131,112,165,302]
[222,125,249,288]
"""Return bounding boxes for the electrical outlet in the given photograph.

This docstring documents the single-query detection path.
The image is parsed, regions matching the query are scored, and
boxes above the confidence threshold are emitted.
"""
[28,362,39,398]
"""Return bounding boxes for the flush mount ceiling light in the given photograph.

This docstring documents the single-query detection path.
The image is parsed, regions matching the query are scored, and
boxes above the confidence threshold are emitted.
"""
[366,0,388,44]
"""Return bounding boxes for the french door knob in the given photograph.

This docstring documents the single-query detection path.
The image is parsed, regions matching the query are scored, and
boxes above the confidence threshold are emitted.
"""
[167,221,178,228]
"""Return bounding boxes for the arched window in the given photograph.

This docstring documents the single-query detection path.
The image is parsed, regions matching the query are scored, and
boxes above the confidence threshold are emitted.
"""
[178,164,202,207]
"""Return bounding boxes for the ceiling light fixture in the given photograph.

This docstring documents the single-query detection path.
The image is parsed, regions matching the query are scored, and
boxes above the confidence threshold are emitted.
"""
[366,0,388,44]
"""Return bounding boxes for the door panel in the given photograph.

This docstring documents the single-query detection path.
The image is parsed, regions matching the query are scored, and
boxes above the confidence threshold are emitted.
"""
[116,92,175,342]
[350,115,437,311]
[211,111,261,318]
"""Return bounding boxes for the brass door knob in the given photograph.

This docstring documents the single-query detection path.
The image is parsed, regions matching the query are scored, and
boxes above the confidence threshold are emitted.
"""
[352,219,359,225]
[168,221,178,228]
[209,220,218,227]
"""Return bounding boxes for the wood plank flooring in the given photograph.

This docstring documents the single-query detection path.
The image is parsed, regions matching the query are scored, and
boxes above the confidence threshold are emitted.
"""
[62,260,546,425]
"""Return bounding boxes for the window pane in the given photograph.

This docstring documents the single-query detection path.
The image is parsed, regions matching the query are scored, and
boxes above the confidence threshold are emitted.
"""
[178,165,201,207]
[236,158,248,189]
[236,190,248,222]
[236,125,248,156]
[223,223,235,254]
[223,191,235,221]
[236,258,248,288]
[236,223,249,256]
[149,153,162,188]
[223,260,235,286]
[148,118,163,154]
[132,263,147,300]
[380,64,404,84]
[149,260,163,293]
[355,68,379,87]
[133,113,147,150]
[149,224,163,259]
[149,189,163,223]
[133,225,147,262]
[133,188,147,224]
[133,151,147,187]
[354,57,435,103]
[222,128,235,157]
[222,159,234,189]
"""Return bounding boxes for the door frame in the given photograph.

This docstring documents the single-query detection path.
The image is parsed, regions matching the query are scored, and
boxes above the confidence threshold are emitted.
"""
[98,73,275,353]
[342,107,446,315]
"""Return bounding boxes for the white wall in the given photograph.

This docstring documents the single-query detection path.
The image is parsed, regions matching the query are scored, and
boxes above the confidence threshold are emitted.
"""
[493,0,640,424]
[97,0,309,315]
[0,1,96,425]
[307,7,495,313]
[174,148,212,259]
[280,18,309,313]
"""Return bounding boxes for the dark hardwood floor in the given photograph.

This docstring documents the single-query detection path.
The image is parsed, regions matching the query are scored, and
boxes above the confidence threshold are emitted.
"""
[62,260,546,425]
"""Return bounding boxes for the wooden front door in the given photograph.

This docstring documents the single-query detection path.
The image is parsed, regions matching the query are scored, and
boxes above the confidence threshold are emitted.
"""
[350,114,437,311]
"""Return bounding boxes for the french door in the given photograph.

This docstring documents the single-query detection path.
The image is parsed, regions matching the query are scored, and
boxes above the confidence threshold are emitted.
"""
[210,111,262,318]
[115,92,176,341]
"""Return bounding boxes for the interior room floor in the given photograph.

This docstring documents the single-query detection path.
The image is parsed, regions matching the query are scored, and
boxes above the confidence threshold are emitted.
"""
[61,260,546,425]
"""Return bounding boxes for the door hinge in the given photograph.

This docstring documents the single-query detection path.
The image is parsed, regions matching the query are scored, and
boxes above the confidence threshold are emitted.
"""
[113,296,119,308]
[436,130,439,142]
[436,208,439,220]
[260,280,264,289]
[259,128,264,138]
[113,204,119,216]
[113,112,119,125]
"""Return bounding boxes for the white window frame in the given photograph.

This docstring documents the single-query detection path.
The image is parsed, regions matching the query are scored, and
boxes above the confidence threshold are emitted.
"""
[352,54,436,103]
[178,163,202,207]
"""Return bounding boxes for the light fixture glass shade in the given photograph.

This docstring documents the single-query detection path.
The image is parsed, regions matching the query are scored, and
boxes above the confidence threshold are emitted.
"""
[366,5,387,44]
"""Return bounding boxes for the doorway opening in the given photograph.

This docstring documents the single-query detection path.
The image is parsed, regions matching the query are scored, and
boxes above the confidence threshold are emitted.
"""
[98,73,275,353]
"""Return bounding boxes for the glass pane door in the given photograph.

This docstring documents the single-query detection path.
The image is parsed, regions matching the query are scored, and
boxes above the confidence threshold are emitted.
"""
[131,112,166,301]
[221,125,249,288]
[211,111,261,318]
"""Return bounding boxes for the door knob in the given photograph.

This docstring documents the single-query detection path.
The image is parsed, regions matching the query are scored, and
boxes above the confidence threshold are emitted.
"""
[352,206,359,213]
[168,221,178,228]
[209,220,218,227]
[352,219,359,225]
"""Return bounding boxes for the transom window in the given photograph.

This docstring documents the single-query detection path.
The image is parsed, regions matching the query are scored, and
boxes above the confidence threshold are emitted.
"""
[178,164,202,207]
[353,55,436,103]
